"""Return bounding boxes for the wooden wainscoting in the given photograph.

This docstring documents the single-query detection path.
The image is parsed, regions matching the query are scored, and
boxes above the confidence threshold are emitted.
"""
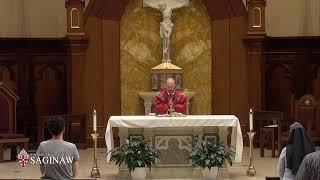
[0,37,88,149]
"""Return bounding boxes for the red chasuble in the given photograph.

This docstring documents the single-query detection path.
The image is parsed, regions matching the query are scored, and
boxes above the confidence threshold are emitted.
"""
[154,89,188,115]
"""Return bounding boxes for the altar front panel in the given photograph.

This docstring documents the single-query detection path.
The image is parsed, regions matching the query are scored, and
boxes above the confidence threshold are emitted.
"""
[118,126,224,166]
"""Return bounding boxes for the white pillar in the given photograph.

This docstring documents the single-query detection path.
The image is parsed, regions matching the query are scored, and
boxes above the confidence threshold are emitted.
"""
[218,127,229,146]
[144,102,153,115]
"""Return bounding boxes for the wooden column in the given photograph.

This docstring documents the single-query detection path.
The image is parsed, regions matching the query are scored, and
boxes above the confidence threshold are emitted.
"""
[66,38,88,114]
[101,19,121,147]
[204,0,248,121]
[65,0,88,114]
[246,38,265,110]
[246,0,266,110]
[212,19,231,114]
[83,0,127,147]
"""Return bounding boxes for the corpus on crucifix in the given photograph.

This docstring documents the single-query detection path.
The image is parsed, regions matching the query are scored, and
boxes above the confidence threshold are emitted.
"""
[143,0,189,63]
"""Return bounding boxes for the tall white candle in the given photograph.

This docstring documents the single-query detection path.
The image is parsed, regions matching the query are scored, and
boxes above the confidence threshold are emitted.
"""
[93,109,97,132]
[249,108,253,131]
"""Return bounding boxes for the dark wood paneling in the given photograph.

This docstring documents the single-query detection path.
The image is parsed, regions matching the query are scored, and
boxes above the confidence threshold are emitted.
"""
[84,0,129,21]
[39,114,87,149]
[312,64,320,100]
[102,20,121,147]
[0,38,88,148]
[212,19,231,113]
[265,37,320,120]
[230,16,249,125]
[266,64,293,116]
[245,36,265,110]
[203,0,247,20]
[32,60,67,116]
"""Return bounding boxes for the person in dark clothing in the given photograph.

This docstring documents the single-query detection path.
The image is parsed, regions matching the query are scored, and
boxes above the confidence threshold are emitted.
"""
[277,122,315,180]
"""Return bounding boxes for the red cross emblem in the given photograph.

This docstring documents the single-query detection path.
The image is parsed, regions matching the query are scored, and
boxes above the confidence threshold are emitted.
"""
[17,149,29,167]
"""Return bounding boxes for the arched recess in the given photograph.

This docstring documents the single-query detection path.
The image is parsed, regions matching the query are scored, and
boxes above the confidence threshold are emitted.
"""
[33,63,67,117]
[266,64,293,117]
[120,0,212,115]
[83,0,247,146]
[84,0,247,114]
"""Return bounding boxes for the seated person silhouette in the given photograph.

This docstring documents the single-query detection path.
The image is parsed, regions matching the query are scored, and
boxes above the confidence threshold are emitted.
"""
[36,116,79,179]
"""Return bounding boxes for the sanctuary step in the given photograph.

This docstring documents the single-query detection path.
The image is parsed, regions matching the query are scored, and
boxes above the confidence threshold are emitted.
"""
[117,167,230,179]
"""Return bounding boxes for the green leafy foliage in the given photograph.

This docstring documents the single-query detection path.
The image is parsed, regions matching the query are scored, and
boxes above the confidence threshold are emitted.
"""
[109,139,160,172]
[187,137,233,170]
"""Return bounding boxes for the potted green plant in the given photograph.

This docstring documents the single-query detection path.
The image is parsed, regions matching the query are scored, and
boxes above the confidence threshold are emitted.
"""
[109,139,160,179]
[187,137,232,180]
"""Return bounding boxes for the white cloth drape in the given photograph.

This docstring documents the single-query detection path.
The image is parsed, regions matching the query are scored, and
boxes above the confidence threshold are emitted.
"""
[105,115,243,163]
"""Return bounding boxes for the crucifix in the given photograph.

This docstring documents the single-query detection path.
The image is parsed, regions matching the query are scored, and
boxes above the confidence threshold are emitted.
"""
[143,0,189,63]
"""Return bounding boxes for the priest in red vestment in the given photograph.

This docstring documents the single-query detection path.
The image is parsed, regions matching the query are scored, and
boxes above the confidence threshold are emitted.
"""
[154,78,188,115]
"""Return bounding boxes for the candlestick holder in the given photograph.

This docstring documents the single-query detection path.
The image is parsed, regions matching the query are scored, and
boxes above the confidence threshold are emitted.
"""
[246,131,256,176]
[90,132,100,178]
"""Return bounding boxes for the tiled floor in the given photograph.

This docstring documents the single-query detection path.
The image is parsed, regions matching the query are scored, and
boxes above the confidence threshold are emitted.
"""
[0,147,279,179]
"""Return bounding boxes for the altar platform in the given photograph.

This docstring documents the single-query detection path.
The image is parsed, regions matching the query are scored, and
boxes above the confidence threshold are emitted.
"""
[0,147,279,180]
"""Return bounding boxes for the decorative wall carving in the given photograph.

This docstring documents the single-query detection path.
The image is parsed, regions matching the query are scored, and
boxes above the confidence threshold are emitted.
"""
[252,7,262,28]
[66,0,85,35]
[70,8,80,29]
[247,0,266,33]
[155,136,191,166]
[0,64,17,92]
[0,64,16,82]
[32,61,67,120]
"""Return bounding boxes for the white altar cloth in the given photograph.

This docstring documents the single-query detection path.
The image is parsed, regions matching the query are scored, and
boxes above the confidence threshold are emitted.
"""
[105,115,243,162]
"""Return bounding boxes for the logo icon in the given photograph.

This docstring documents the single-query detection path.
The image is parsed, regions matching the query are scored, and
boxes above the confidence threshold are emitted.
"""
[17,149,29,167]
